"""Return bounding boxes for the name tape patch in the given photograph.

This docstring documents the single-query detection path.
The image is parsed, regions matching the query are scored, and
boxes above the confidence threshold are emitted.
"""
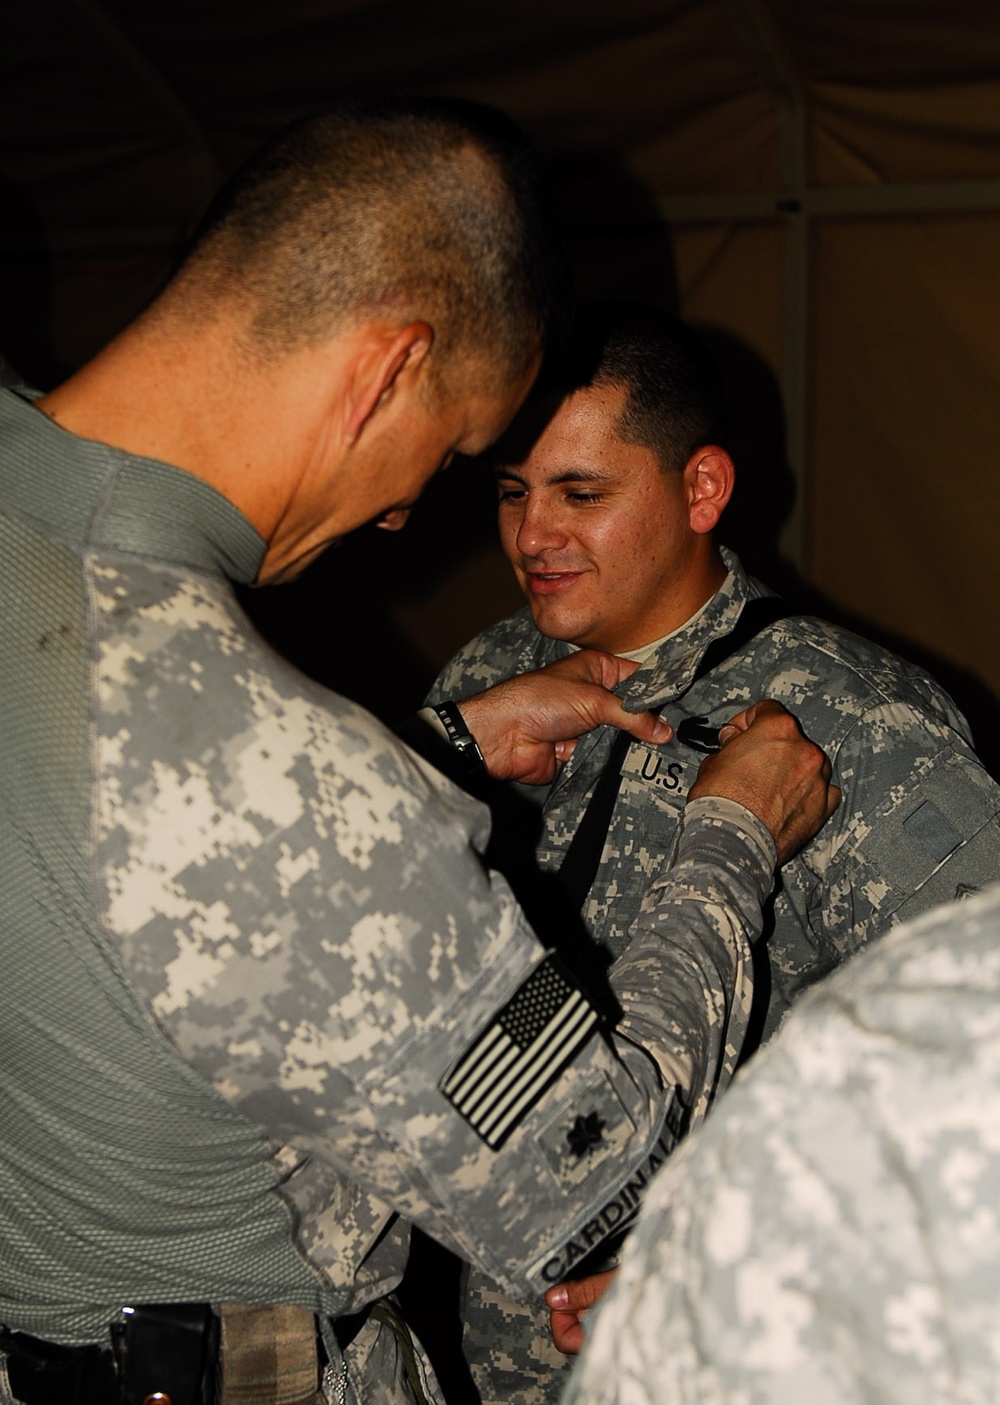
[442,956,600,1150]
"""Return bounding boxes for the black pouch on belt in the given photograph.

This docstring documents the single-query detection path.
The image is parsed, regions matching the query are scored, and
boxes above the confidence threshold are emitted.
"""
[2,1303,217,1405]
[111,1303,218,1405]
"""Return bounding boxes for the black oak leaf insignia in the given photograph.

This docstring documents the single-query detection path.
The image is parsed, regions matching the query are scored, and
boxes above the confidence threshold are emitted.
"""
[566,1111,606,1159]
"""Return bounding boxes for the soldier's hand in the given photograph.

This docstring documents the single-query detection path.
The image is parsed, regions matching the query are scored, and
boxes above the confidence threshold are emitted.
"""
[688,699,841,864]
[545,1269,619,1355]
[456,651,672,786]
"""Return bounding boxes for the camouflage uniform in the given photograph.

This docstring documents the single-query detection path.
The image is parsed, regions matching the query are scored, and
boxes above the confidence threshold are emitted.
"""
[0,387,779,1402]
[427,549,1000,1404]
[564,878,1000,1405]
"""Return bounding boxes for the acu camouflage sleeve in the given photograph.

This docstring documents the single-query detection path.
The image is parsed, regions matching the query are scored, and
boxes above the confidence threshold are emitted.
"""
[610,796,770,1125]
[791,698,1000,958]
[94,562,778,1300]
[563,884,1000,1405]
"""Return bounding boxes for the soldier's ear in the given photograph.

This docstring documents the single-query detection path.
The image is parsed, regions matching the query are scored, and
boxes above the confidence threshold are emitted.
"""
[343,321,434,443]
[684,447,734,535]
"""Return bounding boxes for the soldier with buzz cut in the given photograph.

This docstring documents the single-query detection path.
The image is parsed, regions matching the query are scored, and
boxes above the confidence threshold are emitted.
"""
[426,299,1000,1404]
[0,104,838,1405]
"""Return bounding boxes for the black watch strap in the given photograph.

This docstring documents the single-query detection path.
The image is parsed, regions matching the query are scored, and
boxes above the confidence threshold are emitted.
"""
[431,701,487,776]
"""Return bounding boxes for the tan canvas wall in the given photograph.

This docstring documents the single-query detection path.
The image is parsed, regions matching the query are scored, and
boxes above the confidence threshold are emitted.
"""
[391,5,1000,738]
[5,2,1000,736]
[811,213,1000,694]
[653,205,1000,754]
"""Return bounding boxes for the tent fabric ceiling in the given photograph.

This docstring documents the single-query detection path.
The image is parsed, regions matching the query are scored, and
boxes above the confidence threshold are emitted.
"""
[8,3,1000,229]
[4,1,1000,743]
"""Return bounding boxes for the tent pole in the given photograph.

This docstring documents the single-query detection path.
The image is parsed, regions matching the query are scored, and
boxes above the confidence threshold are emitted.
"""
[724,0,810,573]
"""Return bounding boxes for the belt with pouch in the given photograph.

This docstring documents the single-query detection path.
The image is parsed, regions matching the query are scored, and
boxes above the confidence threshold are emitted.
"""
[0,1303,217,1405]
[0,1301,337,1405]
[0,1299,414,1405]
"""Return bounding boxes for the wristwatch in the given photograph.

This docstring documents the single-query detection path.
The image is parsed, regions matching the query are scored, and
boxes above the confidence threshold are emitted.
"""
[431,701,487,776]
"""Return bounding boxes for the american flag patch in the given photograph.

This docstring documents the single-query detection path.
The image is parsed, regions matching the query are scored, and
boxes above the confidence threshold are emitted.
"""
[441,956,601,1149]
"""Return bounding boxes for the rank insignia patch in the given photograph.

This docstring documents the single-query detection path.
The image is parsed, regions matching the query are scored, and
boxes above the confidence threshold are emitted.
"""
[535,1076,636,1190]
[441,956,600,1150]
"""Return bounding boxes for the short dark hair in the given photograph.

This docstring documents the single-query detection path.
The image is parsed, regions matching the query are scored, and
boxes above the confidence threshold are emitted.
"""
[545,300,726,470]
[163,97,567,393]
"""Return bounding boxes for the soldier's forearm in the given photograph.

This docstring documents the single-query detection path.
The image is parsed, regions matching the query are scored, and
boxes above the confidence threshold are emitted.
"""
[611,797,775,1122]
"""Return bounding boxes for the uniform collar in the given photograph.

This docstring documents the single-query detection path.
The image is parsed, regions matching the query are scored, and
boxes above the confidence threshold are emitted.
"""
[616,547,758,712]
[1,386,266,584]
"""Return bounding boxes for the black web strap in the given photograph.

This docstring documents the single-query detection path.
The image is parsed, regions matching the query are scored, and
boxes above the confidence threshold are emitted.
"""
[556,728,634,915]
[556,596,798,913]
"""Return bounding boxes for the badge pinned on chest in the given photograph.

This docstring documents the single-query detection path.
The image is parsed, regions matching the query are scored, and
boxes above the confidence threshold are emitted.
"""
[675,715,722,753]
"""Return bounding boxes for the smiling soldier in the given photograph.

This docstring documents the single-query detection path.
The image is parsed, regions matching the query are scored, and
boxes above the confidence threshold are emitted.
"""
[426,299,1000,1405]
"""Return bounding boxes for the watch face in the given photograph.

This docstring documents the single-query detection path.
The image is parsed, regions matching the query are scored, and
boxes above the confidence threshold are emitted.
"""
[433,703,485,772]
[455,734,485,770]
